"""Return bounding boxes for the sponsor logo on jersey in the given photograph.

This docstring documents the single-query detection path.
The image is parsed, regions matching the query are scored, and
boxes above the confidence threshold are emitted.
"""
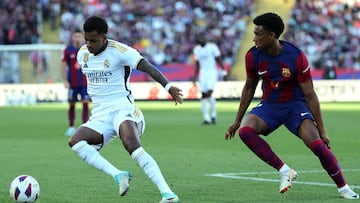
[270,81,280,89]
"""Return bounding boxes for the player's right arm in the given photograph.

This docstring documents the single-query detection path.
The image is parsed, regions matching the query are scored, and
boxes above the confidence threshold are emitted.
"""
[137,58,183,105]
[225,76,259,140]
[225,49,259,140]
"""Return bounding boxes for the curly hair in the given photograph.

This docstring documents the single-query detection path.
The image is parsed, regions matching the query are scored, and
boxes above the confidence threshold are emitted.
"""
[253,13,284,38]
[83,16,108,34]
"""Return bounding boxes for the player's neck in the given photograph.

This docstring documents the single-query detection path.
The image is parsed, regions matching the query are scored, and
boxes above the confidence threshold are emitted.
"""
[266,40,282,56]
[94,40,108,56]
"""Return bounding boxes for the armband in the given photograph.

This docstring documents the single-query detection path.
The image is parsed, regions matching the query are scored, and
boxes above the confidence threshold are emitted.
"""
[164,83,172,92]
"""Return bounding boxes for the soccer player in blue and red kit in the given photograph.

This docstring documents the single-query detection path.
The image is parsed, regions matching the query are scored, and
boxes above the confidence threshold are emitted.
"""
[225,13,359,200]
[61,29,90,136]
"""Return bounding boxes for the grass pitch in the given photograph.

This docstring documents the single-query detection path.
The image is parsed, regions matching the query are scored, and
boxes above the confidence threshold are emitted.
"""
[0,101,359,203]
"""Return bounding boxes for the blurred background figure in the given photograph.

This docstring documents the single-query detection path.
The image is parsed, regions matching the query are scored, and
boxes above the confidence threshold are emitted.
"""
[192,32,227,125]
[322,60,337,79]
[61,29,90,136]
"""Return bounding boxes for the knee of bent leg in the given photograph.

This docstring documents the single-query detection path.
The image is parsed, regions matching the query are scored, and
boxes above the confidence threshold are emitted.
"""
[238,127,257,141]
[68,137,79,148]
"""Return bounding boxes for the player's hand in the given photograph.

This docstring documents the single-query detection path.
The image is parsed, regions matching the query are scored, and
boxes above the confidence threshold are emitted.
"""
[220,70,228,81]
[169,86,183,105]
[225,122,240,140]
[64,81,70,88]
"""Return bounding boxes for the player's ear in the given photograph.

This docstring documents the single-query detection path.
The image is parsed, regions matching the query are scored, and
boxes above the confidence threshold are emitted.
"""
[269,31,276,40]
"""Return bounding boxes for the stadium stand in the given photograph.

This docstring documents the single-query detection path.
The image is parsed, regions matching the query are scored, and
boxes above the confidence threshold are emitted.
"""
[1,0,359,83]
[283,0,360,79]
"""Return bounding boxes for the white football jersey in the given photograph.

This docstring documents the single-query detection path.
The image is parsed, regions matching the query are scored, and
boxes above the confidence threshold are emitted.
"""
[193,42,221,77]
[77,39,143,114]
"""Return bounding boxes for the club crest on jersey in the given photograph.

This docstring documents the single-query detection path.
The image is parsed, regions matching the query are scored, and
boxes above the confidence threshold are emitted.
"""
[104,59,110,69]
[83,53,89,63]
[281,67,291,78]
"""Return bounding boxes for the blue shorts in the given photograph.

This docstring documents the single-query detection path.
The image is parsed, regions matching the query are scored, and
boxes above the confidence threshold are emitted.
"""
[68,86,90,102]
[249,100,314,136]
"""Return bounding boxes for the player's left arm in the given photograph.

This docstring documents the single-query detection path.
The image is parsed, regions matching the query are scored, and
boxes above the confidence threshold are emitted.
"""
[215,56,228,81]
[137,58,183,105]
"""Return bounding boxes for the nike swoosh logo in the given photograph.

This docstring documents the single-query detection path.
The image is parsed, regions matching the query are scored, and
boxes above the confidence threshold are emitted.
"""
[301,112,309,116]
[258,70,267,75]
[302,65,310,73]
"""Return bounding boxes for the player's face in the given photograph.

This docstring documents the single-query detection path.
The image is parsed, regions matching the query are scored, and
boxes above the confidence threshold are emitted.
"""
[84,31,107,54]
[253,25,273,51]
[72,32,84,48]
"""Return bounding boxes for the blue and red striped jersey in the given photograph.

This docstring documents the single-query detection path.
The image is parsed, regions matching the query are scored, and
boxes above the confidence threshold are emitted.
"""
[62,45,87,88]
[245,41,312,103]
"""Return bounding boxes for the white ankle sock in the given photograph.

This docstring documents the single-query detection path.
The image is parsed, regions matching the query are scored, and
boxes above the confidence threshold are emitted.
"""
[209,97,217,118]
[72,140,121,177]
[131,147,172,194]
[338,184,350,192]
[279,164,290,175]
[201,98,210,122]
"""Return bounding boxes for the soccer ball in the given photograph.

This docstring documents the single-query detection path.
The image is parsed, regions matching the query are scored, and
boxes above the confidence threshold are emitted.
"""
[9,175,40,203]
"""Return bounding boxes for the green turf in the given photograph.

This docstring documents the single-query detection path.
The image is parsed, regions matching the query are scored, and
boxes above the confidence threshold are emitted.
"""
[0,101,359,203]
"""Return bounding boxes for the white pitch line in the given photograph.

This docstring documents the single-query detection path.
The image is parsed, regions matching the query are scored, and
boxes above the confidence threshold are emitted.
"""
[206,169,360,189]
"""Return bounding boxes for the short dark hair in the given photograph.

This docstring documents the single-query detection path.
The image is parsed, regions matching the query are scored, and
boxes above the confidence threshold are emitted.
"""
[73,28,82,33]
[83,16,108,34]
[253,13,284,38]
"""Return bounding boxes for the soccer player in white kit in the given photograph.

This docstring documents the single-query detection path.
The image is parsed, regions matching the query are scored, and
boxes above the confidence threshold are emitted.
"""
[192,33,227,125]
[68,16,182,203]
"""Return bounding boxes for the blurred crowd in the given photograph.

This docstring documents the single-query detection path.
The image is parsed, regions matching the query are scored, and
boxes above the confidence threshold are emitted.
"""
[1,0,359,70]
[0,0,40,44]
[57,0,254,66]
[283,0,360,70]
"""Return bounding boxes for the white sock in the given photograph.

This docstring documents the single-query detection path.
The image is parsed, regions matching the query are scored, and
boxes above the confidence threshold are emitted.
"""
[209,97,217,118]
[131,147,172,194]
[279,164,290,175]
[201,98,210,122]
[72,140,121,178]
[338,184,350,192]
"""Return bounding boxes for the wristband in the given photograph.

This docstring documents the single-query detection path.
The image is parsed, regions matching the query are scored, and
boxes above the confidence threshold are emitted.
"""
[164,83,172,92]
[220,70,228,76]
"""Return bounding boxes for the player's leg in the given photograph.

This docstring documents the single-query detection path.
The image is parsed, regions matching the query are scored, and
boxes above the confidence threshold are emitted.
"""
[200,92,211,124]
[80,87,90,124]
[68,126,123,177]
[199,78,211,124]
[298,119,359,199]
[207,76,217,124]
[69,121,130,196]
[118,119,178,202]
[65,88,76,136]
[207,90,217,124]
[239,106,297,193]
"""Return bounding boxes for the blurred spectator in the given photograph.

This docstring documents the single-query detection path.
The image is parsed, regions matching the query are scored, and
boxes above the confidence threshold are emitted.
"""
[0,0,39,44]
[322,60,337,79]
[58,0,254,67]
[283,0,360,70]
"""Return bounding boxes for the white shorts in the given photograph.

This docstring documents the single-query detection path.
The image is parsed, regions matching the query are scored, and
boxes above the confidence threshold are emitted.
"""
[199,72,217,93]
[82,105,145,149]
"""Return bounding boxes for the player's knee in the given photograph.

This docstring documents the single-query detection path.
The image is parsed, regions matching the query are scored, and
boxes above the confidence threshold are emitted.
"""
[68,137,78,147]
[238,127,258,141]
